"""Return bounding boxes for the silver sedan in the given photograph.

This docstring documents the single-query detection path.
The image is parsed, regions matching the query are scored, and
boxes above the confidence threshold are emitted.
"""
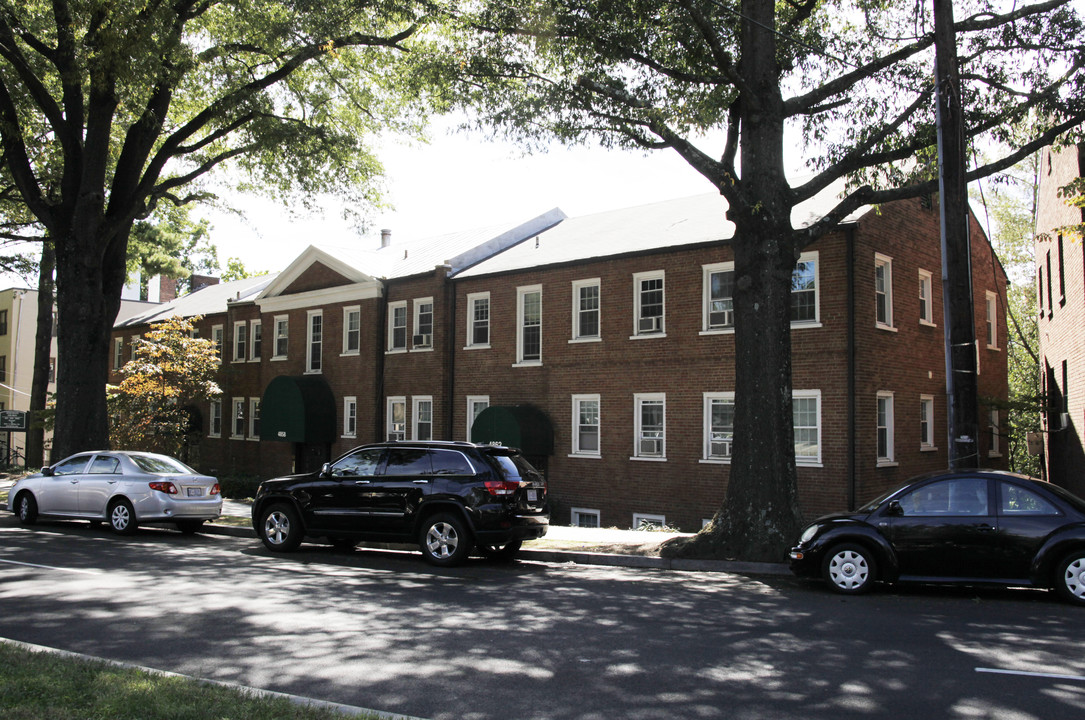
[8,451,221,535]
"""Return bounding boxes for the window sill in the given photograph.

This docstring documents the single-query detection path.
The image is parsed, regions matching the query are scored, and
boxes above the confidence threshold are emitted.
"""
[270,356,288,362]
[876,323,898,333]
[796,460,823,468]
[876,460,899,468]
[339,351,360,358]
[920,445,939,452]
[791,322,823,330]
[919,319,937,328]
[248,357,262,363]
[342,434,357,440]
[569,337,602,344]
[986,344,1000,352]
[568,453,602,459]
[699,458,731,465]
[463,344,491,351]
[630,456,667,462]
[410,347,434,353]
[699,328,734,337]
[385,348,408,355]
[988,452,1003,459]
[303,369,322,375]
[512,360,542,368]
[629,333,667,341]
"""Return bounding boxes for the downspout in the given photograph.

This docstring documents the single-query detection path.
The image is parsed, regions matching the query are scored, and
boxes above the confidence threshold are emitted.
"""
[375,281,387,443]
[443,266,456,441]
[846,225,857,510]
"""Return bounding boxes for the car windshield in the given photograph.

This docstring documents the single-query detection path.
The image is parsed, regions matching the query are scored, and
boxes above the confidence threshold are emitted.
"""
[130,454,195,474]
[856,487,901,514]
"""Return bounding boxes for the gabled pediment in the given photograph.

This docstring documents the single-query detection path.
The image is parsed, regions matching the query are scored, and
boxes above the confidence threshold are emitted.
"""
[256,245,383,312]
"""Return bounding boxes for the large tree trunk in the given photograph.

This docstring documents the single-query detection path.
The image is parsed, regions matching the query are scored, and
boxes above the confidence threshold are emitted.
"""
[26,242,55,467]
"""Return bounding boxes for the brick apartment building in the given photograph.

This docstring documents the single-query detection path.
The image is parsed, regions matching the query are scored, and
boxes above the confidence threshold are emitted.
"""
[112,190,1009,530]
[1036,143,1085,498]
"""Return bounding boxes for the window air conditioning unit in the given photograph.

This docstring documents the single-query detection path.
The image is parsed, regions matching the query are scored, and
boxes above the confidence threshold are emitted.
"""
[709,310,733,328]
[638,316,661,333]
[413,333,432,347]
[640,438,662,456]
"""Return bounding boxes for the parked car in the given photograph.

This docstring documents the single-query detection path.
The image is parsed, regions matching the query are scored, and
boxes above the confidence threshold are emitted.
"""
[251,440,549,566]
[789,469,1085,605]
[8,451,222,535]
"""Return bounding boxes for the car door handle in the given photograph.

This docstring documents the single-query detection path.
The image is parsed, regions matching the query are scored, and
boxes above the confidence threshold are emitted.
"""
[353,480,371,485]
[977,524,995,532]
[413,479,430,484]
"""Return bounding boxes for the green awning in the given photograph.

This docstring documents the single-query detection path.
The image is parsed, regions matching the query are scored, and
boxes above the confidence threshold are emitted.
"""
[259,375,336,443]
[471,405,554,456]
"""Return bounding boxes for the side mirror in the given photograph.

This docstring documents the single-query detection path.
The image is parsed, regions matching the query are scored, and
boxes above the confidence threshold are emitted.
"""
[886,500,903,517]
[40,466,54,477]
[320,462,332,478]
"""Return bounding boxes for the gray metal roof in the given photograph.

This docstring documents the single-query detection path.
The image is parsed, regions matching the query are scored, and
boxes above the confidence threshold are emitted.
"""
[114,274,279,328]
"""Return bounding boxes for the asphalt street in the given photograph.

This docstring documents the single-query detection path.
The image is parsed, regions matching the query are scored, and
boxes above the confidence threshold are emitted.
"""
[2,517,1084,720]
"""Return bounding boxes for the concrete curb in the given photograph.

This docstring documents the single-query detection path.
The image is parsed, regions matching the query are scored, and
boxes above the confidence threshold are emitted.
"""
[204,522,790,576]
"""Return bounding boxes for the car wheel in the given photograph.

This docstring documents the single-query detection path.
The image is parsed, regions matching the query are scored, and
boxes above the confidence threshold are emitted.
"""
[176,520,205,535]
[480,539,523,562]
[1055,551,1085,606]
[420,513,474,567]
[258,503,303,552]
[822,543,876,594]
[109,499,138,535]
[15,492,38,526]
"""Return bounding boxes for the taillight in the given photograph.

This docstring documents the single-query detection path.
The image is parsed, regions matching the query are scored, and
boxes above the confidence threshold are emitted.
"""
[210,483,221,496]
[149,481,178,495]
[484,479,520,497]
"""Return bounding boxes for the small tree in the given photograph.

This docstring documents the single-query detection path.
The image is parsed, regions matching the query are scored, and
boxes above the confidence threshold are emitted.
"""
[109,316,220,459]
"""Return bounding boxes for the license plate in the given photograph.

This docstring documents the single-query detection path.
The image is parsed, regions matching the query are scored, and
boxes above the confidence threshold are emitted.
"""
[527,489,538,502]
[186,487,203,497]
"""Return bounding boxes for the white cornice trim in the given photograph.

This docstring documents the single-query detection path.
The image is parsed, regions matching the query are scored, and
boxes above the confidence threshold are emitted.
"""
[257,283,382,313]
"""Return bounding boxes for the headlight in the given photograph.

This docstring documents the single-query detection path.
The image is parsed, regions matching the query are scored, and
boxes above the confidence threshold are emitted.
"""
[799,524,819,544]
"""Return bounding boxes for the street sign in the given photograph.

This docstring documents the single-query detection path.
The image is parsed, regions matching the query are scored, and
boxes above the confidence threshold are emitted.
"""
[0,410,29,431]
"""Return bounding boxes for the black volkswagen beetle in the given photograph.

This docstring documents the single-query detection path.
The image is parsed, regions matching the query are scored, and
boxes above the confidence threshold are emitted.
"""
[789,470,1085,605]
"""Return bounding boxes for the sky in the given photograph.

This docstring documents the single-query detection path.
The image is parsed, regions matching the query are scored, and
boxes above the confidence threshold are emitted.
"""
[195,125,719,276]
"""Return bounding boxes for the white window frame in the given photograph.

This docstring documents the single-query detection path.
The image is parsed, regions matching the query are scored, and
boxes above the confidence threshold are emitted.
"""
[465,292,490,349]
[702,392,735,463]
[702,262,735,334]
[387,301,408,352]
[306,310,322,373]
[273,315,288,360]
[875,253,895,330]
[633,513,666,530]
[571,508,601,528]
[232,321,248,362]
[412,297,434,350]
[466,396,489,441]
[250,319,262,361]
[632,393,666,461]
[877,391,896,466]
[343,396,357,438]
[985,291,998,349]
[209,399,222,438]
[212,325,224,360]
[632,270,666,338]
[387,396,406,441]
[413,396,433,441]
[515,285,543,366]
[918,269,936,326]
[248,397,260,440]
[112,337,123,370]
[920,395,937,451]
[793,389,822,466]
[231,397,245,439]
[571,394,601,457]
[342,306,361,356]
[130,335,138,361]
[791,251,821,327]
[988,409,1001,458]
[570,279,601,342]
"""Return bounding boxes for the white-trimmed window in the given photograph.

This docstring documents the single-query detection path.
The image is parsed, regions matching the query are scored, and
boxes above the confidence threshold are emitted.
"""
[791,252,820,325]
[343,397,357,438]
[466,396,489,441]
[413,396,433,441]
[703,262,735,332]
[875,253,894,329]
[233,321,248,362]
[988,409,1001,457]
[571,279,601,341]
[793,390,822,465]
[920,395,936,450]
[306,310,322,373]
[571,394,601,456]
[413,298,434,349]
[212,325,224,360]
[633,271,665,336]
[249,398,261,439]
[633,513,666,530]
[877,391,895,465]
[112,337,123,370]
[703,392,735,462]
[572,508,601,528]
[231,397,245,439]
[633,393,666,460]
[388,301,407,352]
[273,316,289,359]
[918,270,935,326]
[466,292,490,348]
[985,291,998,349]
[516,285,542,365]
[342,307,360,355]
[130,335,138,361]
[209,399,222,438]
[387,397,406,441]
[250,320,262,360]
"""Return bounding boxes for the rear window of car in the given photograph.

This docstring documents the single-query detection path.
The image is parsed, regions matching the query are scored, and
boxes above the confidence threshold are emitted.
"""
[429,450,475,475]
[489,453,538,481]
[130,455,194,474]
[383,448,433,476]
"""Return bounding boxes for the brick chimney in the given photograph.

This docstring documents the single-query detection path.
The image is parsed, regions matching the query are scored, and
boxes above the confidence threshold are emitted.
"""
[190,275,220,292]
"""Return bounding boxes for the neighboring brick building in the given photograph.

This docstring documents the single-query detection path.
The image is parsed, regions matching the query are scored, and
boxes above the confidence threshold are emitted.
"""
[112,191,1008,529]
[1036,143,1085,498]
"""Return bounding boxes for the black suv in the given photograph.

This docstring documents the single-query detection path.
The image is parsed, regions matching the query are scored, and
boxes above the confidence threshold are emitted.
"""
[251,441,549,566]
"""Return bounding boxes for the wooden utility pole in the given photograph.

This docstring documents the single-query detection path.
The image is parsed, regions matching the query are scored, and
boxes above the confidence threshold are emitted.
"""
[933,0,980,469]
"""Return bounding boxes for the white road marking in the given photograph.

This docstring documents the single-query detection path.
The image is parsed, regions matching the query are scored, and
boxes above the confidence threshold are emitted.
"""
[976,667,1085,683]
[0,557,101,575]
